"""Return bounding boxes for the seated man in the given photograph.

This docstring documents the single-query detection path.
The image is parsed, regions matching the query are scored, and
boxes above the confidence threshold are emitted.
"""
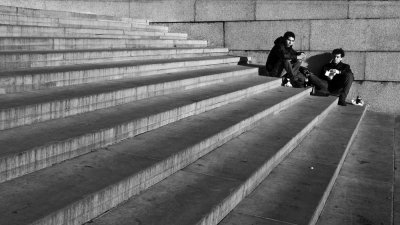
[265,31,307,87]
[307,48,354,106]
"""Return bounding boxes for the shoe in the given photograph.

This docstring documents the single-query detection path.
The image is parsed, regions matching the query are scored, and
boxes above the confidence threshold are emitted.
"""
[281,77,287,86]
[281,77,292,87]
[338,99,347,106]
[310,90,330,96]
[351,96,364,106]
[299,67,311,78]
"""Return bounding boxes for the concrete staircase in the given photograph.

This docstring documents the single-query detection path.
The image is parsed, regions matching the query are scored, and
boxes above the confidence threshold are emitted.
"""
[0,5,393,225]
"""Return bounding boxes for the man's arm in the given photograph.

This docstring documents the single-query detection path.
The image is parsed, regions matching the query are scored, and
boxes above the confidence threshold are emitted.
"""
[320,64,330,80]
[340,64,353,75]
[277,45,297,60]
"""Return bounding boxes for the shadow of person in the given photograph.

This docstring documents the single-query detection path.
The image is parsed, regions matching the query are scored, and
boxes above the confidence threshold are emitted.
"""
[237,57,266,76]
[238,52,333,77]
[239,64,266,76]
[303,52,332,75]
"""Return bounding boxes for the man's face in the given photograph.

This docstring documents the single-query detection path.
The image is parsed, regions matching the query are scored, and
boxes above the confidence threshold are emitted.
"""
[285,37,295,48]
[333,54,342,64]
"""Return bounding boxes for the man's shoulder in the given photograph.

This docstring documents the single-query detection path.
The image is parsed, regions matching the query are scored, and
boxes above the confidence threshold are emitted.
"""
[340,61,350,66]
[339,62,351,68]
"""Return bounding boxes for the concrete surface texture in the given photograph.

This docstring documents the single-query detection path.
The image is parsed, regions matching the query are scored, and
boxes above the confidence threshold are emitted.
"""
[0,3,397,225]
[316,111,395,225]
[0,1,398,112]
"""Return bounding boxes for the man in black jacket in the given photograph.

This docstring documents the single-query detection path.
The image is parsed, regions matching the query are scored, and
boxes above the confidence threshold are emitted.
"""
[307,48,354,106]
[265,31,307,87]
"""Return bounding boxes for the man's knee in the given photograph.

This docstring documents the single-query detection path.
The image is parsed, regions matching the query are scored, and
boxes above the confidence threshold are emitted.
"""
[283,59,292,67]
[344,71,354,79]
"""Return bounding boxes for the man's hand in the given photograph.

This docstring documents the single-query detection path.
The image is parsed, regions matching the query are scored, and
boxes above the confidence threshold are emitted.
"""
[329,69,340,74]
[325,69,336,80]
[297,52,306,60]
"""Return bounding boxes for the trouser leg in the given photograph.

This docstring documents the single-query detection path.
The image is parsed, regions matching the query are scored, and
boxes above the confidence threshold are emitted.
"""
[341,72,354,100]
[283,59,302,79]
[308,74,329,93]
[266,60,284,77]
[329,72,354,101]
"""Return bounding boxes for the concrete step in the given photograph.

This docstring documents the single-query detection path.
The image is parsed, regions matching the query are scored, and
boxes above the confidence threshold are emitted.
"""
[0,56,237,93]
[0,74,280,184]
[316,111,395,225]
[0,24,185,39]
[219,105,367,225]
[0,47,227,70]
[86,93,339,225]
[0,65,256,130]
[0,37,205,51]
[0,13,151,30]
[0,85,307,225]
[0,13,168,33]
[0,5,148,24]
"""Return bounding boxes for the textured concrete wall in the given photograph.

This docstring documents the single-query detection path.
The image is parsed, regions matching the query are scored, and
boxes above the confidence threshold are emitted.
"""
[154,22,224,47]
[130,0,195,22]
[225,21,310,51]
[195,0,255,21]
[349,1,400,19]
[255,1,348,20]
[349,81,400,114]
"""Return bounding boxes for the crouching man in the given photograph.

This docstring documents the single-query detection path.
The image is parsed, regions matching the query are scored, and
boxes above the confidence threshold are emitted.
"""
[307,48,354,106]
[265,31,307,87]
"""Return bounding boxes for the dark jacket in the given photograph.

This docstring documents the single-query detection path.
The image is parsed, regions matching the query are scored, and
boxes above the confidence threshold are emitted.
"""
[265,36,300,76]
[320,61,353,81]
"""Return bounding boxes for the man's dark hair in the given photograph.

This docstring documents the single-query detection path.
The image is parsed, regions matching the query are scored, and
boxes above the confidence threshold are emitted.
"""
[332,48,345,57]
[283,31,295,40]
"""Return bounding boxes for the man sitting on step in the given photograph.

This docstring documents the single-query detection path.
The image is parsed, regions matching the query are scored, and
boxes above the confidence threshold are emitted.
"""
[305,48,354,106]
[265,31,307,87]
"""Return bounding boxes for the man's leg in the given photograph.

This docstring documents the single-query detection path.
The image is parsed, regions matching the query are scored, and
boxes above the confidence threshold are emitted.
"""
[266,60,284,77]
[307,74,329,95]
[283,59,302,79]
[329,72,354,105]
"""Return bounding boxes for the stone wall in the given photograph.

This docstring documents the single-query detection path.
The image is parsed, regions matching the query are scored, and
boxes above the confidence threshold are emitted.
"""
[150,0,400,114]
[0,0,399,113]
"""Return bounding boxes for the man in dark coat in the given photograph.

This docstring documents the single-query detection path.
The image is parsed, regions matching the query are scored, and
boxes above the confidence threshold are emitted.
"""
[265,31,307,87]
[307,48,354,106]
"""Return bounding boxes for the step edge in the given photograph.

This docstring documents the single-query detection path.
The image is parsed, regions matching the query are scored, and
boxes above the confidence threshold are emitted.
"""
[0,67,258,130]
[195,95,339,225]
[308,105,369,225]
[0,57,239,93]
[17,84,307,225]
[0,76,279,183]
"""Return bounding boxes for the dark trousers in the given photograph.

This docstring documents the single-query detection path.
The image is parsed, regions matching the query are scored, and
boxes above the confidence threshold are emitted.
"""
[266,59,302,78]
[308,72,354,101]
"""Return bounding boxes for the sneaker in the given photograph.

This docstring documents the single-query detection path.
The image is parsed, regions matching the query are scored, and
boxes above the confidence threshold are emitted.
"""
[281,77,292,87]
[281,77,287,86]
[351,96,364,106]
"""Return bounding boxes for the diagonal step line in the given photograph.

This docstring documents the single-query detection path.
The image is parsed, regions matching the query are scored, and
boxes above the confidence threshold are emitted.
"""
[0,77,280,183]
[0,87,307,225]
[0,66,257,130]
[0,48,227,70]
[195,97,338,225]
[0,56,239,93]
[308,105,369,225]
[0,56,235,75]
[314,110,393,225]
[231,212,298,225]
[0,5,149,23]
[223,105,367,225]
[59,88,310,225]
